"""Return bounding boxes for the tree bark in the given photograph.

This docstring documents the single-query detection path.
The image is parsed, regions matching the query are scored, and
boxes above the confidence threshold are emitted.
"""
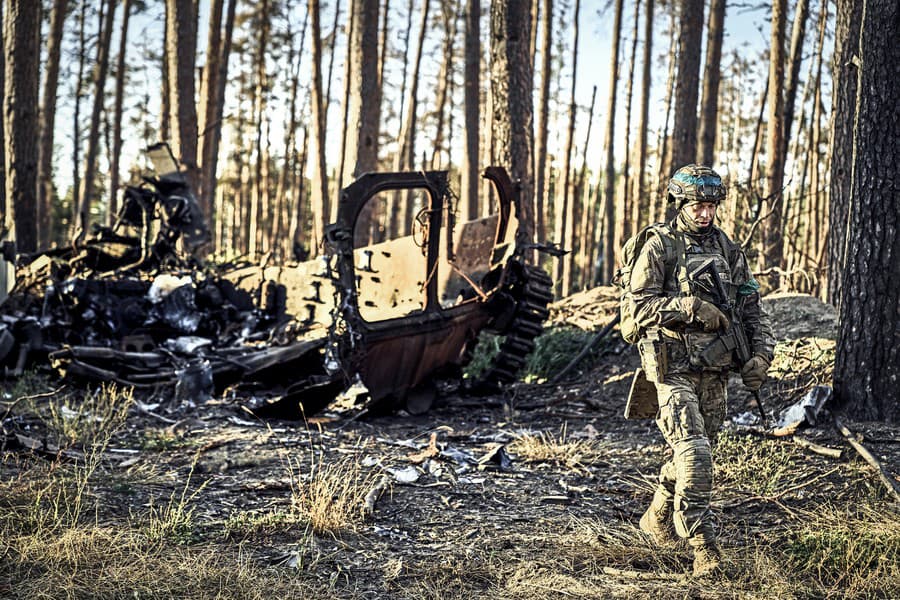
[249,0,271,258]
[344,0,381,247]
[394,0,429,237]
[781,0,810,160]
[652,5,677,223]
[461,0,481,223]
[37,0,67,248]
[827,0,861,305]
[831,0,900,422]
[696,0,724,166]
[77,0,116,238]
[309,0,330,251]
[600,0,624,284]
[633,0,652,229]
[533,0,552,245]
[166,0,199,189]
[198,0,225,224]
[623,0,639,239]
[763,0,787,287]
[3,0,41,253]
[490,0,535,247]
[430,0,458,169]
[556,0,579,297]
[108,0,132,227]
[669,0,703,170]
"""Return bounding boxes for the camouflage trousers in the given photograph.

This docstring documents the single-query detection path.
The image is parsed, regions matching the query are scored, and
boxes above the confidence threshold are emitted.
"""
[652,371,727,545]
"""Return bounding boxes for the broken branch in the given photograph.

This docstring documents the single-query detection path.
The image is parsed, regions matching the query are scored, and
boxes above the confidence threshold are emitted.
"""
[834,416,900,503]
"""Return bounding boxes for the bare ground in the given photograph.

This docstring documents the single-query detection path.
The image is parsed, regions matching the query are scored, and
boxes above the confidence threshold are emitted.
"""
[1,291,898,598]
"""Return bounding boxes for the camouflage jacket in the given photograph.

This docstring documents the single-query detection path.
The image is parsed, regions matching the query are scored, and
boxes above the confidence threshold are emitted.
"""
[628,219,775,373]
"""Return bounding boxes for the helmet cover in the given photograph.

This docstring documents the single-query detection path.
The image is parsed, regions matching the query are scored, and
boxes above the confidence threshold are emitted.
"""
[667,164,726,207]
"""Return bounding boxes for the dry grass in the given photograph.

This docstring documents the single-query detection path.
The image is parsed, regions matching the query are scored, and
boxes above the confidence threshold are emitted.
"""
[510,426,603,473]
[289,455,379,535]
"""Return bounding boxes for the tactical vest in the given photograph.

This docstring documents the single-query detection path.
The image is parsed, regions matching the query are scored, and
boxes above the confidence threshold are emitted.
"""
[617,222,740,371]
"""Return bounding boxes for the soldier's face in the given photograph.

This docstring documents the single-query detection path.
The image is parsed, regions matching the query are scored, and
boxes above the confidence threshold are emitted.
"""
[685,201,717,227]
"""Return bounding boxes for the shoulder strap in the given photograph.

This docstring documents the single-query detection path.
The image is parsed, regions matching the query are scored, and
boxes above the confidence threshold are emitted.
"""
[651,222,691,295]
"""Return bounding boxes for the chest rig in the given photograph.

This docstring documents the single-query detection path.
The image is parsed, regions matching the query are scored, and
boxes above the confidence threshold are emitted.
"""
[663,227,738,372]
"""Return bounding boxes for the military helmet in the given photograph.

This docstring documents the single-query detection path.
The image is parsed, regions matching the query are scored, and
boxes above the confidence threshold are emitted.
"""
[667,164,726,207]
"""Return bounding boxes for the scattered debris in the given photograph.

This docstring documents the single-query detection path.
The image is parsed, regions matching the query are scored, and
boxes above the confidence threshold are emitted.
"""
[0,149,555,418]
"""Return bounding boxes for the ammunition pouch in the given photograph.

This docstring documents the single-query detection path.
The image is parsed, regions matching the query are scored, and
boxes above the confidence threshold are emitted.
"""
[637,332,668,383]
[686,330,735,370]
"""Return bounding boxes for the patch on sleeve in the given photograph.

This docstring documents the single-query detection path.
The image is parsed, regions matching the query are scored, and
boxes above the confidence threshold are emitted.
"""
[737,278,760,296]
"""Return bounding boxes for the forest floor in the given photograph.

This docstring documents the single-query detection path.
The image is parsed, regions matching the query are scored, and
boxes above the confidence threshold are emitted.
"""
[1,289,898,599]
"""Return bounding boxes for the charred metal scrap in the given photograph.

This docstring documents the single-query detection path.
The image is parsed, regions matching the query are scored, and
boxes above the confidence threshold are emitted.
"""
[0,145,554,418]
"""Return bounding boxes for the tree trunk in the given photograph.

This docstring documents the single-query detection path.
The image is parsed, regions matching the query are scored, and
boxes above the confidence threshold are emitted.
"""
[344,0,381,247]
[652,5,676,222]
[394,0,429,237]
[576,85,597,290]
[490,0,535,246]
[461,0,481,223]
[633,0,652,229]
[160,3,170,143]
[198,0,224,223]
[37,0,67,248]
[378,0,390,91]
[600,0,624,284]
[831,0,900,422]
[762,0,787,287]
[533,0,552,245]
[623,0,639,239]
[249,0,271,258]
[309,0,330,252]
[3,0,41,253]
[324,0,342,116]
[166,0,199,189]
[556,0,579,297]
[696,0,724,166]
[77,0,116,238]
[108,0,132,227]
[669,0,703,170]
[781,0,810,159]
[826,0,861,305]
[336,0,356,201]
[274,13,308,260]
[430,0,458,169]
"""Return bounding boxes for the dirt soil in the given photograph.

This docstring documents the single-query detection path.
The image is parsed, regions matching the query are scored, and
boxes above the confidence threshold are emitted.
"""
[2,290,898,598]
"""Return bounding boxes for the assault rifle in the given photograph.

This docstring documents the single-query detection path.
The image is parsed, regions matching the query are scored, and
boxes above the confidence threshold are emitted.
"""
[689,259,769,427]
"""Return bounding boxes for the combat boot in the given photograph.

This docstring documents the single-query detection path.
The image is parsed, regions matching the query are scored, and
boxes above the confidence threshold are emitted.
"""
[638,489,677,545]
[691,541,722,577]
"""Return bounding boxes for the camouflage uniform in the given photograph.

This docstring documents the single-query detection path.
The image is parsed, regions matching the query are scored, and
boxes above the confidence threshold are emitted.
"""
[629,165,775,573]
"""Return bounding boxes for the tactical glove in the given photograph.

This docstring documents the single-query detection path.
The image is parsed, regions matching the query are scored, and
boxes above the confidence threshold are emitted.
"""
[681,296,730,332]
[741,354,770,391]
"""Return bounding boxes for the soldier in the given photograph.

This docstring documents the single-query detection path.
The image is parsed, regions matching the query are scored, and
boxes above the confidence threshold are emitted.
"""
[626,164,775,576]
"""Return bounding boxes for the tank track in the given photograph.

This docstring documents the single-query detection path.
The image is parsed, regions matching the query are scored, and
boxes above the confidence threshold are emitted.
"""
[479,263,554,386]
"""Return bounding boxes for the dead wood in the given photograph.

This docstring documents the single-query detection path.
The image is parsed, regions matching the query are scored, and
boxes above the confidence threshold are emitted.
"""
[834,416,900,503]
[362,474,391,516]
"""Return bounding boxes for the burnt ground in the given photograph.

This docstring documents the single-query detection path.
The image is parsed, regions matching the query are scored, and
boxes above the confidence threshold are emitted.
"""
[2,290,899,598]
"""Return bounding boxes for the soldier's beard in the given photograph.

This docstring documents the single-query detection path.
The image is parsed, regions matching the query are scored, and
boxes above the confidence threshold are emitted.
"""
[677,208,714,235]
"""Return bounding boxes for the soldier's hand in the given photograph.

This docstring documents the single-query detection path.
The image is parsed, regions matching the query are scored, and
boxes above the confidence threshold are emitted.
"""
[741,355,770,391]
[683,296,731,332]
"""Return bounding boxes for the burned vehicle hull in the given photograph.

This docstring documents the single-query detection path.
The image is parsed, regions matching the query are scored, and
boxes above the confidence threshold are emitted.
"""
[317,167,553,413]
[0,148,552,417]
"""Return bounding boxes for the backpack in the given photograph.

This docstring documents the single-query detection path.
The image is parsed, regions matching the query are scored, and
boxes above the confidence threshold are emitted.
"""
[613,223,687,344]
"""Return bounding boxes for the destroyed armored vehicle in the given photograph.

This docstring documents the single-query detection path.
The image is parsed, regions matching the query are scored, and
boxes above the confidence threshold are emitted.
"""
[0,145,553,417]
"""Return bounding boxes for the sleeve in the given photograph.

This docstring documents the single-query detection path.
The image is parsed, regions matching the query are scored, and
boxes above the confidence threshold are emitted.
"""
[629,235,691,331]
[730,250,776,362]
